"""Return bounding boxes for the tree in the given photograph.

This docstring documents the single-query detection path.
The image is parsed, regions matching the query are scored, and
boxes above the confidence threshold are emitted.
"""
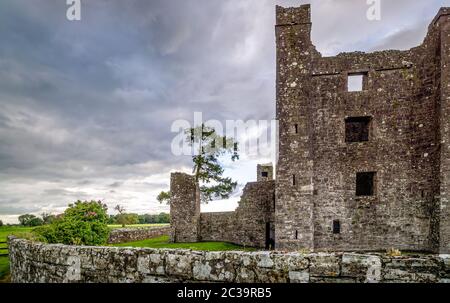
[158,124,239,204]
[0,220,3,227]
[114,205,138,227]
[18,214,43,227]
[156,212,170,223]
[41,213,56,225]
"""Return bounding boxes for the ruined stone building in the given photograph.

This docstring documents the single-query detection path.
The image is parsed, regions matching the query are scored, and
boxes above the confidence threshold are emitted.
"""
[170,5,450,254]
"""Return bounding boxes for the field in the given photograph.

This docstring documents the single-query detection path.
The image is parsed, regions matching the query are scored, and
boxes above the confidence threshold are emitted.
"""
[112,235,257,251]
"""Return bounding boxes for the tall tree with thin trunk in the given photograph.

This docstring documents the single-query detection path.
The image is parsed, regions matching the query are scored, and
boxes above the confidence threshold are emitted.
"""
[158,124,239,204]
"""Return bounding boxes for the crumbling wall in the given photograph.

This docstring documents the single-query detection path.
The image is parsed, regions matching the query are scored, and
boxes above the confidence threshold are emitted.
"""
[169,171,275,248]
[8,237,450,283]
[275,5,450,253]
[200,181,275,248]
[108,226,170,244]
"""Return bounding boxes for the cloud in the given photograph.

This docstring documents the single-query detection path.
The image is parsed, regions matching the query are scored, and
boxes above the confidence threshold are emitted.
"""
[0,0,448,223]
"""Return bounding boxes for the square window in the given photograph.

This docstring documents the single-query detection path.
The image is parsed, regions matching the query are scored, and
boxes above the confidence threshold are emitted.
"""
[347,73,366,92]
[356,172,376,196]
[261,171,268,178]
[345,116,371,142]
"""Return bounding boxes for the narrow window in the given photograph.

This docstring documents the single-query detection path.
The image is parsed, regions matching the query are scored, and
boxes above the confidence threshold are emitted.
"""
[292,174,296,186]
[356,172,376,196]
[345,116,371,142]
[295,230,298,239]
[261,171,268,178]
[347,73,367,92]
[294,124,299,134]
[333,220,341,234]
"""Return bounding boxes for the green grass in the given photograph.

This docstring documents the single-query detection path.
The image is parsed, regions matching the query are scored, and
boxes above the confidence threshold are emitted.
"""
[112,235,257,251]
[108,223,169,229]
[0,226,34,282]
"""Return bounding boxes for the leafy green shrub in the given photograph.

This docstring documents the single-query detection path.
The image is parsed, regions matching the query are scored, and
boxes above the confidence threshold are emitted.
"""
[34,201,110,246]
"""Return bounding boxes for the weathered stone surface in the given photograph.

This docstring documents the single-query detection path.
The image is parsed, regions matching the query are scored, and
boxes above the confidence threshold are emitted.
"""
[171,172,275,248]
[8,237,450,283]
[308,253,340,277]
[273,4,450,254]
[170,173,201,243]
[341,253,381,283]
[108,226,170,244]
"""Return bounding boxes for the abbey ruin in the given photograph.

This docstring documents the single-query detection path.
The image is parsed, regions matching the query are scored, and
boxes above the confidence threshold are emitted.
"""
[170,5,450,254]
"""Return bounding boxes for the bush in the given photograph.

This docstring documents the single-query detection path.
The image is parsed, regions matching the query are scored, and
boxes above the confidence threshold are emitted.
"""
[0,220,3,227]
[35,201,110,246]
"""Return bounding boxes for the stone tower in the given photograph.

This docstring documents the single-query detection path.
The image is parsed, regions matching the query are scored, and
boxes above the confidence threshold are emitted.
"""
[169,172,200,243]
[275,5,450,253]
[275,5,316,251]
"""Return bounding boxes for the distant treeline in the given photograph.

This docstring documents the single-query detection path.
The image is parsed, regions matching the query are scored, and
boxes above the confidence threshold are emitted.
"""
[108,213,170,225]
[5,212,170,227]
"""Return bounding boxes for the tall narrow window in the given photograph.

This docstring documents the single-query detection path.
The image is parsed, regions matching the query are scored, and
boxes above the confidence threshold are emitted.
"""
[333,220,341,234]
[294,124,299,134]
[356,172,376,196]
[345,116,371,142]
[292,174,296,186]
[295,230,298,239]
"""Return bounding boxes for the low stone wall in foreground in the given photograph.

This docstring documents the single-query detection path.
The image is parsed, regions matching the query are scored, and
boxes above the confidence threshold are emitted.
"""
[8,237,450,283]
[107,226,170,244]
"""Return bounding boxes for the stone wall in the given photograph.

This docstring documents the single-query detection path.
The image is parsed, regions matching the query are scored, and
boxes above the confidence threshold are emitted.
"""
[8,237,450,283]
[108,226,170,244]
[170,172,275,248]
[275,4,450,253]
[200,181,275,248]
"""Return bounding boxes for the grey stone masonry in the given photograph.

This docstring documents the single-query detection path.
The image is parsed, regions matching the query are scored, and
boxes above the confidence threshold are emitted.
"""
[8,237,450,283]
[108,226,170,244]
[170,173,200,243]
[275,5,450,253]
[257,163,274,182]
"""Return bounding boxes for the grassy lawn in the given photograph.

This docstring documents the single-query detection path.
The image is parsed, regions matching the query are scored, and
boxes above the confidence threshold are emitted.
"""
[112,235,257,251]
[108,223,169,229]
[0,226,34,283]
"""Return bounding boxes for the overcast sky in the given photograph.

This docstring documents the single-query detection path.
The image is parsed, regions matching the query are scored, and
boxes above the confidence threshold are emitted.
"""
[0,0,448,223]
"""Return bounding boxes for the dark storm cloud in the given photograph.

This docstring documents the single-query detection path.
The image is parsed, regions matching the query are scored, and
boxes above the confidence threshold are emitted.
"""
[0,0,448,222]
